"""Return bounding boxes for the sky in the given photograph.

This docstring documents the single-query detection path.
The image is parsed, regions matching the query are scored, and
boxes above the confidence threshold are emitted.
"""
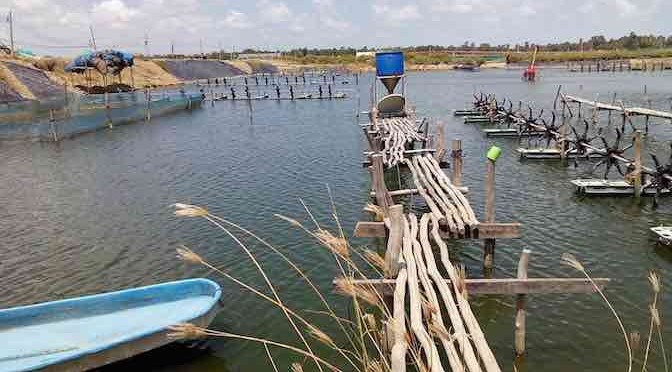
[0,0,670,56]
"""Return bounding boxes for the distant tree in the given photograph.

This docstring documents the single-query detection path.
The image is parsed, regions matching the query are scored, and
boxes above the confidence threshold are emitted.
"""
[623,32,639,49]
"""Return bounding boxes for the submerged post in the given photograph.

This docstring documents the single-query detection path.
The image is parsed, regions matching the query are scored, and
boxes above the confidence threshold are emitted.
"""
[484,145,500,271]
[515,249,530,356]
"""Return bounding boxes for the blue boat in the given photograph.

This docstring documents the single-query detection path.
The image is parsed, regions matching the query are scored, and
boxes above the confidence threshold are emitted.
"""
[0,279,221,372]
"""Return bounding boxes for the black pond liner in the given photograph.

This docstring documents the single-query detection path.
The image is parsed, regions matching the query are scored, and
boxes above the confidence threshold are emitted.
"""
[0,80,22,103]
[160,60,247,80]
[3,62,63,100]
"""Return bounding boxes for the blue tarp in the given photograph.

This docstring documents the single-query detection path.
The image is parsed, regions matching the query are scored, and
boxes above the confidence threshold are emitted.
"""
[65,50,134,75]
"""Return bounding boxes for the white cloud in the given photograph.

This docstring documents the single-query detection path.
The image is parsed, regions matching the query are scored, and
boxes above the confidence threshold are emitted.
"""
[3,0,672,55]
[223,10,253,29]
[312,0,352,31]
[92,0,139,27]
[258,0,292,23]
[373,1,422,21]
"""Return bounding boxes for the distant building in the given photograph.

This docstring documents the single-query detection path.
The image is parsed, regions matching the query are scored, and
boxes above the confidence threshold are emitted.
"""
[238,52,281,60]
[356,51,376,58]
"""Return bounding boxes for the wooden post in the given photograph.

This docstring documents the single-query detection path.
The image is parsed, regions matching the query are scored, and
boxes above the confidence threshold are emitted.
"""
[451,139,462,186]
[371,153,393,212]
[645,99,652,133]
[484,159,496,270]
[49,108,58,142]
[105,91,113,128]
[559,122,567,159]
[434,122,445,162]
[578,102,582,118]
[384,205,403,278]
[144,88,151,122]
[63,82,70,118]
[633,131,642,198]
[514,249,530,356]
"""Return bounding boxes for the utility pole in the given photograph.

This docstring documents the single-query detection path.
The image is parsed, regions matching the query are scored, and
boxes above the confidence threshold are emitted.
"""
[89,25,97,50]
[170,40,174,56]
[8,10,14,56]
[199,38,203,57]
[144,32,150,57]
[218,41,222,60]
[231,45,235,60]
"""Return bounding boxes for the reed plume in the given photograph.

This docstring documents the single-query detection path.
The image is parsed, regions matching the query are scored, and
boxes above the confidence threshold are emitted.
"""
[561,253,632,372]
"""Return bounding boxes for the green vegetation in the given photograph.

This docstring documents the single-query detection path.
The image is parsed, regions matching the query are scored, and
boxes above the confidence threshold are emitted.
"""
[507,48,672,63]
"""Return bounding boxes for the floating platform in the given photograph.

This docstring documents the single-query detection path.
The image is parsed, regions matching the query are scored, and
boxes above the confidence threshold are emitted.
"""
[517,148,606,159]
[483,128,520,137]
[571,179,671,196]
[464,116,492,124]
[651,226,672,245]
[454,110,482,116]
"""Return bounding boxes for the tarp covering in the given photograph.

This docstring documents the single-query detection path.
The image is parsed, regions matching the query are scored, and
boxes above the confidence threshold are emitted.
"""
[65,50,134,75]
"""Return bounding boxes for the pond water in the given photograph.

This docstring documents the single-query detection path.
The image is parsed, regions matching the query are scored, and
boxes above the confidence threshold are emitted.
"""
[1,68,671,371]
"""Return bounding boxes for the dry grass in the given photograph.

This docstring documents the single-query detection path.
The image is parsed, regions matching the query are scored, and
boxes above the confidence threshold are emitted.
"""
[562,254,668,372]
[172,200,396,372]
[170,199,668,372]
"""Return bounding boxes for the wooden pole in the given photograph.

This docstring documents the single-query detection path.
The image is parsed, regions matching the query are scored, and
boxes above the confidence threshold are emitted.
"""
[633,131,642,198]
[645,98,652,133]
[63,81,70,118]
[559,120,567,160]
[515,249,530,356]
[451,139,462,186]
[434,121,445,162]
[384,205,403,278]
[105,90,113,128]
[371,153,393,212]
[49,108,58,142]
[144,88,151,122]
[484,159,496,270]
[8,11,14,56]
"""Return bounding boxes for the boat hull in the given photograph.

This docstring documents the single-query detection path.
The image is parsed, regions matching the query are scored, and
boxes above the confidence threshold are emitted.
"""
[0,279,221,372]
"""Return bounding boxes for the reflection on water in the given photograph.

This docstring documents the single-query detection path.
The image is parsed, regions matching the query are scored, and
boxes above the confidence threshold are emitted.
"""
[1,69,671,371]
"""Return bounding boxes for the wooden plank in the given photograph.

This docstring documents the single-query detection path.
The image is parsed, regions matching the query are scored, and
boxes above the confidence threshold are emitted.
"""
[370,187,469,197]
[515,250,530,356]
[629,107,672,119]
[362,159,449,168]
[340,277,610,296]
[564,95,622,111]
[565,95,672,119]
[363,148,436,156]
[353,221,521,239]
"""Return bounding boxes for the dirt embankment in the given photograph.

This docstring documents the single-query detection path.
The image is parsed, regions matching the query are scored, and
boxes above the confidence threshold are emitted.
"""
[0,56,287,103]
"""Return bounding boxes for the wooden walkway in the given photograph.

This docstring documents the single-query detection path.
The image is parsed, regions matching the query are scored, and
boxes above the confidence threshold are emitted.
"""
[350,105,608,371]
[564,94,672,119]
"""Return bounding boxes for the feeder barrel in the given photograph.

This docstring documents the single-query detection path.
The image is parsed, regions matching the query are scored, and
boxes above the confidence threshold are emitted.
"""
[375,52,404,77]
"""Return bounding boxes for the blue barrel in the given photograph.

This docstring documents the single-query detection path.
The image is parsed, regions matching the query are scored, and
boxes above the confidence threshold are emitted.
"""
[376,51,404,77]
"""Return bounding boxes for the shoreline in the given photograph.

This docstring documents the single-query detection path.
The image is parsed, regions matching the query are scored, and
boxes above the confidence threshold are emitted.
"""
[1,55,671,104]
